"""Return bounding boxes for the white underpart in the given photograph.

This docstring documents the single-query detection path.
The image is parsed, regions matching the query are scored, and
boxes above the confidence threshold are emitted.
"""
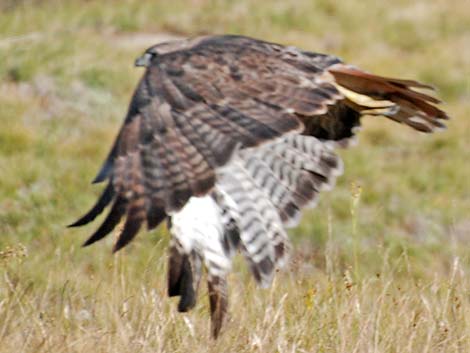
[171,195,232,277]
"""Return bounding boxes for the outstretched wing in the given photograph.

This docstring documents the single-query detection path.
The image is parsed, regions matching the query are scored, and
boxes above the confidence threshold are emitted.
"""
[70,35,448,253]
[69,35,344,251]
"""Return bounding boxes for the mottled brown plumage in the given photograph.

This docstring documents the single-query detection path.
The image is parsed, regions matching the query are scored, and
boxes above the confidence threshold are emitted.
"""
[70,34,449,338]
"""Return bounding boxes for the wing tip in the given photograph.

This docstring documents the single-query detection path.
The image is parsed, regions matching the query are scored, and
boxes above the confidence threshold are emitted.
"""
[68,219,86,228]
[68,183,115,228]
[82,237,96,248]
[92,159,113,184]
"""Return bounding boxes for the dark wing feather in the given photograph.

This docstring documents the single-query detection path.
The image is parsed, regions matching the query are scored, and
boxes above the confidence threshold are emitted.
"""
[68,182,115,227]
[113,198,146,252]
[82,196,128,247]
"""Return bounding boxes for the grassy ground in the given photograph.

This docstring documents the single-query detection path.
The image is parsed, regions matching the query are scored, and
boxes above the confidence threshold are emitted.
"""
[1,0,469,352]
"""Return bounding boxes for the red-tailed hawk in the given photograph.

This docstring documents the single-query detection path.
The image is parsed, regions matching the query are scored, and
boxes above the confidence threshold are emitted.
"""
[69,35,448,338]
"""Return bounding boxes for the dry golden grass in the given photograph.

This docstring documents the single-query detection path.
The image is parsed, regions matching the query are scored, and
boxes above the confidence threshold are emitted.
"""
[1,0,469,352]
[2,242,470,352]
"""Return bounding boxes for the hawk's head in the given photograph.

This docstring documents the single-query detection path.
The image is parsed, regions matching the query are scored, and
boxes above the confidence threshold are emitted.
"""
[134,51,154,67]
[134,39,191,67]
[134,36,211,67]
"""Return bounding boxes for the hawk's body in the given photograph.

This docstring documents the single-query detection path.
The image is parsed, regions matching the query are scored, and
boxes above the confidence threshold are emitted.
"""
[70,35,448,338]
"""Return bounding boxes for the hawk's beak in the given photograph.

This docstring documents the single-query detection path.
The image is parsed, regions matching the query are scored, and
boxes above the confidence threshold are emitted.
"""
[135,53,153,67]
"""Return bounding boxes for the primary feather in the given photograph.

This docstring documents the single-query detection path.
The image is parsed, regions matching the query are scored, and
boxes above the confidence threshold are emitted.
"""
[70,34,449,338]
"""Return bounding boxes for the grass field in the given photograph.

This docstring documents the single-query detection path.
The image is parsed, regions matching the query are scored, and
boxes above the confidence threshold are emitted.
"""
[1,0,469,352]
